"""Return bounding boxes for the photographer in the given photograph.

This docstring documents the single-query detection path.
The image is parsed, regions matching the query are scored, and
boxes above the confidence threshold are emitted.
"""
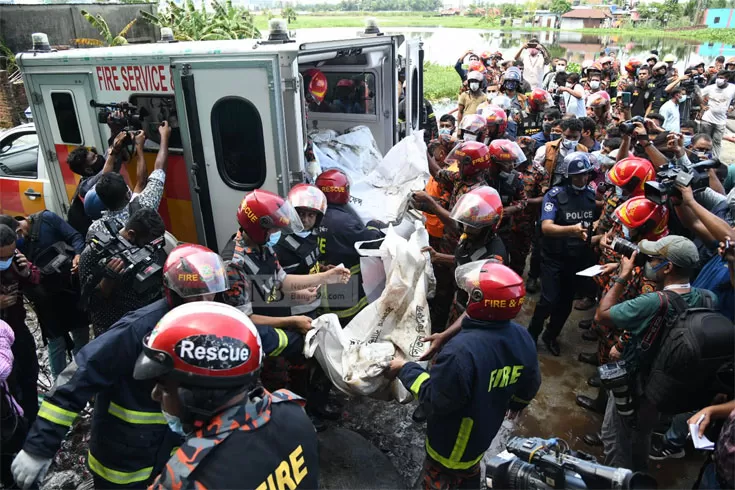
[558,73,586,118]
[86,122,171,242]
[595,235,712,471]
[454,50,480,82]
[542,58,567,93]
[700,70,735,160]
[0,211,88,379]
[515,38,549,90]
[79,208,166,337]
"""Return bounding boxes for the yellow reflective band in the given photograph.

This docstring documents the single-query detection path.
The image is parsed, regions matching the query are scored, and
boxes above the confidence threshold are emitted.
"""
[269,329,289,357]
[426,422,484,471]
[410,372,430,398]
[349,264,361,275]
[170,447,180,456]
[511,394,532,405]
[87,452,153,485]
[334,296,368,318]
[450,417,474,462]
[427,112,435,119]
[108,402,166,425]
[38,401,77,427]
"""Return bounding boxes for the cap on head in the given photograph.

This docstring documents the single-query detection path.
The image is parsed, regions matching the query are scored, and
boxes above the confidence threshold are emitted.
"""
[638,235,699,269]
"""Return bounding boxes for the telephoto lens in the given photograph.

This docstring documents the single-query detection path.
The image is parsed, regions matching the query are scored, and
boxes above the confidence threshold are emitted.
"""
[611,238,648,267]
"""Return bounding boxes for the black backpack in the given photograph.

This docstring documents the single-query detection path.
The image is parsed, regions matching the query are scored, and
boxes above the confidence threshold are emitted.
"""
[24,212,77,293]
[644,290,735,413]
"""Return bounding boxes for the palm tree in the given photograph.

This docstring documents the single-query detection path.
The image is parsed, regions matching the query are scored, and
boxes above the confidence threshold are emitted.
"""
[140,0,260,41]
[283,6,298,24]
[73,10,137,47]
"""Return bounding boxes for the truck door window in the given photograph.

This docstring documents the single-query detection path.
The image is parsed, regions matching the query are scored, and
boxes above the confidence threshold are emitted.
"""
[308,72,376,115]
[0,132,39,178]
[50,92,83,145]
[129,95,182,150]
[211,97,266,190]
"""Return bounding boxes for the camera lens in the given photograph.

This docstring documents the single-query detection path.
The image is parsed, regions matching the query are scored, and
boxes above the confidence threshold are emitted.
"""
[611,238,639,258]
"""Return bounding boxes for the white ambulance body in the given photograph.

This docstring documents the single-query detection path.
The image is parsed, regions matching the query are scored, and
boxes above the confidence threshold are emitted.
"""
[14,29,423,252]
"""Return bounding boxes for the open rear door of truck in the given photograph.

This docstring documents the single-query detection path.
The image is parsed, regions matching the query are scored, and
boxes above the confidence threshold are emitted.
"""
[172,56,288,253]
[402,38,424,138]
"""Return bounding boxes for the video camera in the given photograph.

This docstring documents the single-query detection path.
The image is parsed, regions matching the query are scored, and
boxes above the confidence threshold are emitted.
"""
[487,436,657,489]
[644,159,721,205]
[618,116,645,136]
[90,99,149,146]
[88,221,164,294]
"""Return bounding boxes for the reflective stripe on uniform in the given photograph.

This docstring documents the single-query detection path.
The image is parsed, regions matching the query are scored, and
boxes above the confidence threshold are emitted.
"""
[511,394,532,405]
[108,402,167,425]
[269,329,289,357]
[425,417,483,470]
[409,372,430,398]
[38,401,77,427]
[349,264,361,275]
[87,452,154,485]
[334,295,368,319]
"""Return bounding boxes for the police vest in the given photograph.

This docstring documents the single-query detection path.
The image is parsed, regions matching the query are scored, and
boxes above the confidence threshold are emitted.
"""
[151,390,318,490]
[543,187,596,257]
[233,242,292,317]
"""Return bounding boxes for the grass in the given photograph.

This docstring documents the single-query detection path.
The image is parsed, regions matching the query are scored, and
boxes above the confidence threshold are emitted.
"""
[423,62,460,100]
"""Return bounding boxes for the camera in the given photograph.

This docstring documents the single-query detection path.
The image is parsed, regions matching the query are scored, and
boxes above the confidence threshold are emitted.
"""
[618,116,645,136]
[644,159,720,205]
[610,238,650,266]
[599,361,636,417]
[85,221,164,300]
[487,436,657,489]
[91,100,150,146]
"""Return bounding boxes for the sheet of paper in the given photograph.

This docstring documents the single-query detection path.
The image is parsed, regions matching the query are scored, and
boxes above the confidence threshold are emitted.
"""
[576,264,606,277]
[689,423,715,450]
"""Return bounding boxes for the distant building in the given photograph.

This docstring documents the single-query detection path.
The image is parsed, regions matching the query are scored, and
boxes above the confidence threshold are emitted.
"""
[533,10,559,28]
[560,8,612,29]
[703,8,735,28]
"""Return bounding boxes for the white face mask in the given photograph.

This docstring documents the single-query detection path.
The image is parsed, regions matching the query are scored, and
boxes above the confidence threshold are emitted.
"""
[566,82,574,88]
[679,94,687,103]
[717,78,728,88]
[562,138,579,150]
[463,132,478,142]
[590,80,601,90]
[469,82,480,92]
[556,65,566,72]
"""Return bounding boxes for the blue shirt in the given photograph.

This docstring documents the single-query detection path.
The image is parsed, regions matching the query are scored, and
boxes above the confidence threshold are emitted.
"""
[531,131,548,145]
[19,210,85,260]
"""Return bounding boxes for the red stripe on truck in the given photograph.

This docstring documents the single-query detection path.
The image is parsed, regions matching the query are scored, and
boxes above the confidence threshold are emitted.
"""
[54,144,79,187]
[0,179,22,216]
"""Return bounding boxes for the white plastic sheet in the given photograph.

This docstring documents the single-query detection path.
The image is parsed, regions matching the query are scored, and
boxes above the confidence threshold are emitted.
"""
[304,222,432,401]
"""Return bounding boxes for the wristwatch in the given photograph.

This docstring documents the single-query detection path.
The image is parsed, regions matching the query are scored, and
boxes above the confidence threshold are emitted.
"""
[614,276,627,286]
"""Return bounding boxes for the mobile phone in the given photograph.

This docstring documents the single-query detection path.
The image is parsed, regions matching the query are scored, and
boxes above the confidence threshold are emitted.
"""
[621,91,631,107]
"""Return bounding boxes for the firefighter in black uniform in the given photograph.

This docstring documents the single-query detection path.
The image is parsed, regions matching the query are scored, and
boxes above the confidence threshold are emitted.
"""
[315,169,384,326]
[133,302,319,490]
[11,245,306,489]
[527,152,600,356]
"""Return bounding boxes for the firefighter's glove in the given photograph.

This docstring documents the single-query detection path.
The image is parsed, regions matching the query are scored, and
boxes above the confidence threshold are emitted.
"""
[11,450,52,489]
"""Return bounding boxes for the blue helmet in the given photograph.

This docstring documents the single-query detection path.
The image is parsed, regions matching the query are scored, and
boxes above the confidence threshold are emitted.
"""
[503,67,522,82]
[83,185,107,220]
[564,152,593,176]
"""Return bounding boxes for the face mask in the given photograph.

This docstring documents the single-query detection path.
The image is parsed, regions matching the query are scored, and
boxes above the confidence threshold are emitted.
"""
[622,225,631,239]
[91,154,105,175]
[644,260,669,281]
[616,186,624,198]
[695,150,713,160]
[556,65,566,72]
[717,79,728,88]
[439,127,452,135]
[571,184,587,191]
[294,230,311,239]
[550,133,562,141]
[0,257,12,271]
[683,135,693,147]
[679,95,687,103]
[566,82,574,88]
[542,122,552,134]
[15,237,24,249]
[469,82,480,92]
[562,138,579,150]
[463,132,478,142]
[504,81,517,91]
[162,410,187,436]
[590,80,601,90]
[266,231,282,247]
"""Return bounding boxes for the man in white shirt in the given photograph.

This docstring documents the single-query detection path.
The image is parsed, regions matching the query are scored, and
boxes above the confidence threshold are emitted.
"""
[700,70,735,159]
[515,39,550,90]
[659,88,683,133]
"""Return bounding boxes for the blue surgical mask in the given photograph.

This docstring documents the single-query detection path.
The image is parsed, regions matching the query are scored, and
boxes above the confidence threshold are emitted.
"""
[644,260,669,281]
[622,225,631,239]
[15,237,24,249]
[439,127,452,136]
[0,257,12,271]
[266,231,282,247]
[683,135,693,148]
[550,133,562,141]
[562,138,579,150]
[162,410,187,436]
[294,230,311,239]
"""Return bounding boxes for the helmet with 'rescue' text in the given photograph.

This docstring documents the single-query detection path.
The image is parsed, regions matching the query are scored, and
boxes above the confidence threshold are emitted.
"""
[236,190,303,245]
[450,186,503,232]
[163,244,228,307]
[614,196,669,241]
[315,169,350,205]
[133,302,263,388]
[608,157,655,197]
[455,260,525,321]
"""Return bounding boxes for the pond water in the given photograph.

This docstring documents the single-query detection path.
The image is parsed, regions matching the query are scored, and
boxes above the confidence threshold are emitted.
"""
[293,26,734,71]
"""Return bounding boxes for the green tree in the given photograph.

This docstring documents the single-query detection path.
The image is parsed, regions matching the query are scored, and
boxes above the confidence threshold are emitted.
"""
[141,0,260,41]
[0,39,18,76]
[282,6,297,23]
[549,0,572,14]
[73,10,137,46]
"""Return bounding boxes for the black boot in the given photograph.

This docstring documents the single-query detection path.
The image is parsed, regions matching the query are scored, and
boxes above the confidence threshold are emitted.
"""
[412,404,427,423]
[578,352,598,366]
[542,332,561,356]
[587,375,601,388]
[526,277,540,293]
[578,319,593,330]
[582,330,598,342]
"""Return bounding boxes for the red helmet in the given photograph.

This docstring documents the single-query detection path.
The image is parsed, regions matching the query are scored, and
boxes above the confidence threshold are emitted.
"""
[528,89,553,113]
[614,196,669,241]
[480,51,493,62]
[456,260,525,321]
[236,190,303,245]
[468,60,486,73]
[487,139,526,169]
[336,79,354,88]
[589,61,603,73]
[450,186,503,232]
[315,169,350,205]
[459,114,488,142]
[163,244,228,306]
[586,91,611,108]
[445,141,491,178]
[599,56,612,66]
[133,302,263,388]
[608,157,655,197]
[303,68,328,104]
[288,183,327,216]
[481,105,508,138]
[625,58,643,76]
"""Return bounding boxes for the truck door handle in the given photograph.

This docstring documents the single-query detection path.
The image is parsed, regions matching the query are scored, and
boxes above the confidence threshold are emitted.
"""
[24,188,42,200]
[190,163,201,193]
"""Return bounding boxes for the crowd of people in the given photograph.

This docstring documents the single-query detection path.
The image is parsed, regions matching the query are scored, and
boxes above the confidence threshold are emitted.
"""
[0,42,734,490]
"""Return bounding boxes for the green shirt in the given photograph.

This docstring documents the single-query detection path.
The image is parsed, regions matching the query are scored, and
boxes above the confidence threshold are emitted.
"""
[724,163,735,194]
[609,288,717,371]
